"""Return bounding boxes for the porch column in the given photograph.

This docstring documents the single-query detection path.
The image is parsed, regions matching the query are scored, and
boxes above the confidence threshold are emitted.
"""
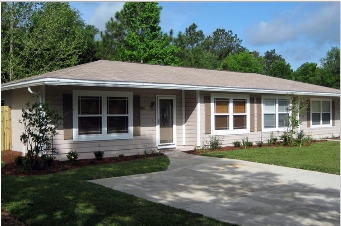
[182,90,186,145]
[196,90,200,147]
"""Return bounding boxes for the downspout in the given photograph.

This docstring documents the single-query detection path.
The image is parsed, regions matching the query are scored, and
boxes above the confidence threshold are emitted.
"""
[182,90,186,146]
[196,90,201,147]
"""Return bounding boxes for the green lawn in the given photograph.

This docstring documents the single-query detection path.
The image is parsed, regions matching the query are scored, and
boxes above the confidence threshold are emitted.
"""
[2,156,235,226]
[202,141,340,175]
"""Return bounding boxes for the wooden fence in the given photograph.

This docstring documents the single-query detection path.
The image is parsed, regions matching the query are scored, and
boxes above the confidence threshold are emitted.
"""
[1,106,12,151]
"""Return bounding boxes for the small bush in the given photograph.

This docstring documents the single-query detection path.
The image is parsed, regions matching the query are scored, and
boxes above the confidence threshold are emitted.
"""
[209,136,222,150]
[41,155,54,167]
[118,154,124,158]
[256,141,263,147]
[66,150,78,161]
[233,141,241,147]
[93,151,104,160]
[242,137,252,149]
[15,156,25,166]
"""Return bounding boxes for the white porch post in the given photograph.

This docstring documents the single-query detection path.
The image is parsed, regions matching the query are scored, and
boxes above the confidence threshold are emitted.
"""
[182,90,186,146]
[196,90,200,147]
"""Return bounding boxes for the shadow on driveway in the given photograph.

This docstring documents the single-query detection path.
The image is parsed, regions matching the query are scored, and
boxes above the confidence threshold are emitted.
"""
[90,151,340,226]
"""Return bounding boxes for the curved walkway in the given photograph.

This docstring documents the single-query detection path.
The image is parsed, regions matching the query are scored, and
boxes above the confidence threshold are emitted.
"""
[90,151,340,226]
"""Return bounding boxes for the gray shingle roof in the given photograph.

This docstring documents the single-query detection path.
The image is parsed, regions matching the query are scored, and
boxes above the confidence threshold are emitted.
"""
[2,60,340,96]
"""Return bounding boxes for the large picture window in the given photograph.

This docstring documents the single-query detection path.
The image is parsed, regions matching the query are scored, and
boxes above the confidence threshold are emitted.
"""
[311,99,332,127]
[211,94,249,135]
[73,91,133,141]
[262,97,289,131]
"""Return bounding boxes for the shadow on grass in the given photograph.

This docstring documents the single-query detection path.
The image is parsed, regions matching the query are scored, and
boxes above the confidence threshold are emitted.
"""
[2,155,233,226]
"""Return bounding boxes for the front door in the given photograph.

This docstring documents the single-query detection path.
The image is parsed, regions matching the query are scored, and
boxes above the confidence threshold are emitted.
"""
[157,96,176,148]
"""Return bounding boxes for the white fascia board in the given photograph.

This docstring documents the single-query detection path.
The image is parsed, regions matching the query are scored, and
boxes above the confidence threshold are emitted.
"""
[1,78,340,97]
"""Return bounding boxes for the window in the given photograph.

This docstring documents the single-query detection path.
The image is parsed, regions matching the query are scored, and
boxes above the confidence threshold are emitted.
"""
[211,94,249,135]
[311,99,332,127]
[73,91,133,141]
[262,97,289,131]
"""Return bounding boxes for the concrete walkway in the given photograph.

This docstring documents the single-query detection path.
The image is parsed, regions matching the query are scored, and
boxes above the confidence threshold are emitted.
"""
[90,151,340,226]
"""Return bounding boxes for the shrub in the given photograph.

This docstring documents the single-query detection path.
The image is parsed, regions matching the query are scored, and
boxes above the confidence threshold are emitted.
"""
[233,141,241,147]
[280,131,295,146]
[41,155,54,167]
[15,156,25,166]
[209,136,222,150]
[66,150,78,161]
[242,137,252,149]
[268,132,278,146]
[19,97,61,170]
[93,151,104,160]
[256,141,263,147]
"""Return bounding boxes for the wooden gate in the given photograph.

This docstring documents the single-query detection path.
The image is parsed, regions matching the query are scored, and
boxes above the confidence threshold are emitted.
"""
[1,106,12,151]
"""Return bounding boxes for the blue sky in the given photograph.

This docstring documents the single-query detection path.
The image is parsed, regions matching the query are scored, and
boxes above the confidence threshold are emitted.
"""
[69,1,340,70]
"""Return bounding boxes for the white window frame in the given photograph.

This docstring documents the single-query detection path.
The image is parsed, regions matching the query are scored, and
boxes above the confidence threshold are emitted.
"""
[310,98,332,128]
[262,96,291,132]
[211,93,250,135]
[73,90,133,141]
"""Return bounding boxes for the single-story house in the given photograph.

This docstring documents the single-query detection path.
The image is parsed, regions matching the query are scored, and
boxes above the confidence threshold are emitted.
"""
[1,60,340,159]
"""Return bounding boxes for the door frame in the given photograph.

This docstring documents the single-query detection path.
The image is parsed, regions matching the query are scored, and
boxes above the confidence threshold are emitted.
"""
[156,95,176,149]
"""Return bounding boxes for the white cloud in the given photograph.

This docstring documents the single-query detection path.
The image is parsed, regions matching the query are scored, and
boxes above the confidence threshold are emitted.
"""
[245,2,340,46]
[88,2,124,32]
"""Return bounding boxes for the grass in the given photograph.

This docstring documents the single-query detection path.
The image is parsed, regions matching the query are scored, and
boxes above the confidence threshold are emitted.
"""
[2,155,235,226]
[1,160,6,169]
[202,141,340,175]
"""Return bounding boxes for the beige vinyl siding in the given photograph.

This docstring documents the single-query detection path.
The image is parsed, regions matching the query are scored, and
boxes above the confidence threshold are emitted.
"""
[5,84,340,158]
[45,85,185,159]
[194,92,340,148]
[184,90,197,146]
[2,87,43,153]
[300,97,340,139]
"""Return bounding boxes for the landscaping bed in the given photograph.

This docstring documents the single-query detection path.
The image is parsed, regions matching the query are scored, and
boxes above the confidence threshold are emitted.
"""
[2,150,164,176]
[184,139,327,155]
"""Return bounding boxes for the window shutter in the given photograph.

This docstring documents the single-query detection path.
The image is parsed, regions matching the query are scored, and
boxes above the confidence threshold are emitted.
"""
[133,95,141,136]
[204,96,211,134]
[250,97,255,132]
[256,97,262,131]
[306,101,311,128]
[332,101,335,126]
[63,93,73,140]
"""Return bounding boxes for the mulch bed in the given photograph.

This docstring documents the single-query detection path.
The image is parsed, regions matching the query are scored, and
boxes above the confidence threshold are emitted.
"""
[184,140,327,155]
[1,150,164,176]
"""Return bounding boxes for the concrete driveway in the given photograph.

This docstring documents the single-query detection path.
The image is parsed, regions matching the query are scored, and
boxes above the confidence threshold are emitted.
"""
[90,151,340,226]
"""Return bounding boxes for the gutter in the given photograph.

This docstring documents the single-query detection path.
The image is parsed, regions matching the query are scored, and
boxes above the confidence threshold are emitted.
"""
[2,78,340,97]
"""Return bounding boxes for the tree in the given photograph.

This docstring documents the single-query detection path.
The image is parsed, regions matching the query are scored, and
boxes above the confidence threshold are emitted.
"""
[20,96,62,170]
[219,51,265,73]
[203,28,244,61]
[99,2,180,66]
[280,95,309,147]
[174,23,213,68]
[319,47,340,89]
[266,60,293,80]
[294,62,322,85]
[1,2,98,83]
[1,2,38,82]
[26,2,93,75]
[263,49,285,74]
